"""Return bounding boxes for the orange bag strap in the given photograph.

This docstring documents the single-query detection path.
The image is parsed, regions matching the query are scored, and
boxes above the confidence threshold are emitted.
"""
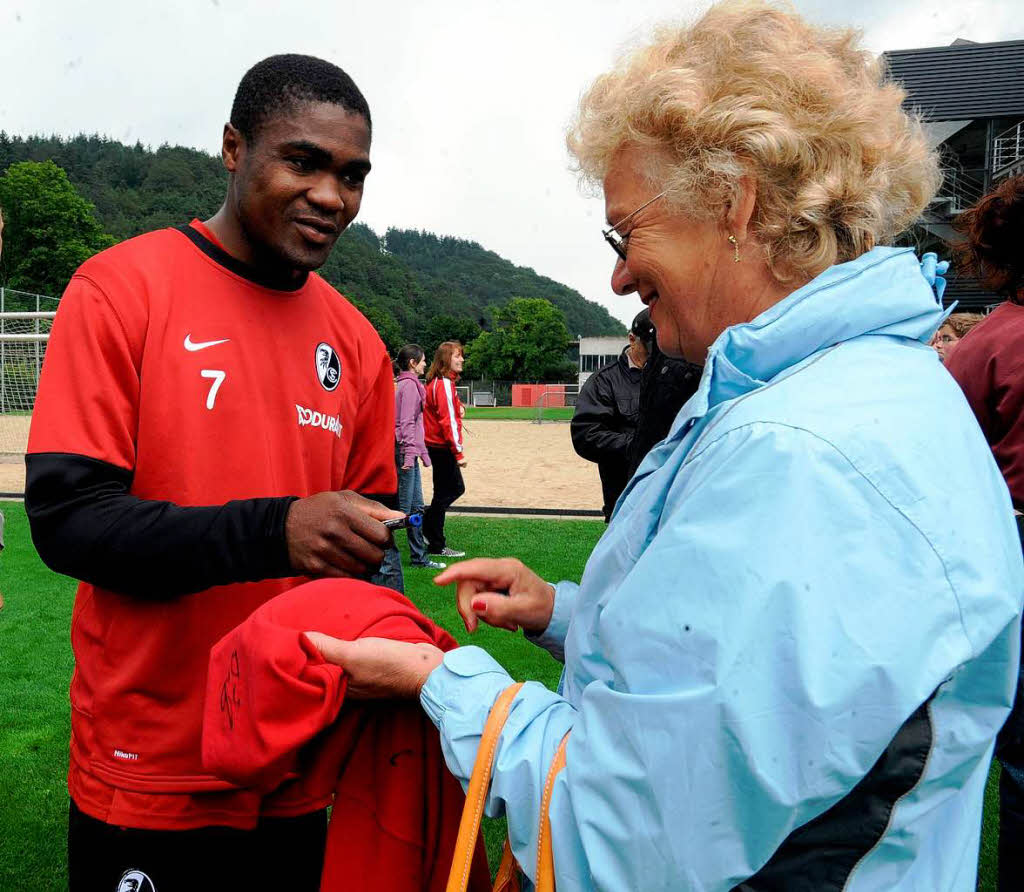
[446,682,524,892]
[534,732,570,892]
[493,731,570,892]
[492,840,519,892]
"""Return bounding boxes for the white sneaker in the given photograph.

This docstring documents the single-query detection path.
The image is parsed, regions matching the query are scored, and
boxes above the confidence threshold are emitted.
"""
[414,560,447,570]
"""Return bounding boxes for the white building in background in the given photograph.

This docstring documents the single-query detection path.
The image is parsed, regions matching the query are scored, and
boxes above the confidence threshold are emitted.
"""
[577,335,628,386]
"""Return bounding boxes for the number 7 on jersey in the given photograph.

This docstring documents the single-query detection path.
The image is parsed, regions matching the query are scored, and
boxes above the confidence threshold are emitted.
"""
[200,369,227,410]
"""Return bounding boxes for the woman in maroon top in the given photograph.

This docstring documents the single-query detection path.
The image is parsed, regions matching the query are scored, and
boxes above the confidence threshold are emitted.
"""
[947,179,1024,507]
[945,174,1024,889]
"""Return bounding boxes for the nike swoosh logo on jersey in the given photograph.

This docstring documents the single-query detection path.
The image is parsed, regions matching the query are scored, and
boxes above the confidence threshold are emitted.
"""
[184,334,230,352]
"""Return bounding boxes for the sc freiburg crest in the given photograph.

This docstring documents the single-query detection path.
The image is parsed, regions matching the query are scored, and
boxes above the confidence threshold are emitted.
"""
[315,342,341,391]
[117,869,157,892]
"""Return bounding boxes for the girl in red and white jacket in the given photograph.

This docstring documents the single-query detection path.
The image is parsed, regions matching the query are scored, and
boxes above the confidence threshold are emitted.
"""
[423,341,467,558]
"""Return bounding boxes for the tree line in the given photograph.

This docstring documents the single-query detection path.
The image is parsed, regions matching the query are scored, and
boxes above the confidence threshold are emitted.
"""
[0,133,623,380]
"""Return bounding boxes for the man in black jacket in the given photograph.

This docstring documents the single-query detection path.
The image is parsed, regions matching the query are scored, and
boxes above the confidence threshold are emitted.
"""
[626,340,703,479]
[571,310,652,521]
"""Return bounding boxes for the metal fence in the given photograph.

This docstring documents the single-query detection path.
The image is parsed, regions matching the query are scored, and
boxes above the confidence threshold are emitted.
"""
[463,380,515,406]
[0,287,60,315]
[461,379,583,408]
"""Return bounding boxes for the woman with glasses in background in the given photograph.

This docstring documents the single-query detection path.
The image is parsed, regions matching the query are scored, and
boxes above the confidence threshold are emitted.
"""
[931,311,985,362]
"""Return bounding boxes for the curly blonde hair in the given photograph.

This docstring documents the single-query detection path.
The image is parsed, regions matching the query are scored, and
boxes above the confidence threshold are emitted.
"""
[567,0,941,283]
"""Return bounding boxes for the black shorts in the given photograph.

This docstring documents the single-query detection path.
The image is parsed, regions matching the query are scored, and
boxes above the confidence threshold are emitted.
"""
[68,799,327,892]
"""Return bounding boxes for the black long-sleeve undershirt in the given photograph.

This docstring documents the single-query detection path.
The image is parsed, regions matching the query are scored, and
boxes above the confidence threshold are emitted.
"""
[25,452,300,599]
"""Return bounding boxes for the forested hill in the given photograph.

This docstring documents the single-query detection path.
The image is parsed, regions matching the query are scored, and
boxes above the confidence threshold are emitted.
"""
[0,133,624,346]
[382,229,620,339]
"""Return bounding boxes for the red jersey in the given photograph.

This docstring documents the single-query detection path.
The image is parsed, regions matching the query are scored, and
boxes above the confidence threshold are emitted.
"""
[424,374,464,460]
[946,301,1024,508]
[26,220,396,830]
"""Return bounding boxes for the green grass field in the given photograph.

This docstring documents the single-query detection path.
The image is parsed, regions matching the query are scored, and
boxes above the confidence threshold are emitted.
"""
[0,502,1001,889]
[463,406,573,421]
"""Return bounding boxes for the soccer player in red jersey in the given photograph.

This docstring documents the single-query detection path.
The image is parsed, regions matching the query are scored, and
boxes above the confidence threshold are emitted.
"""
[26,55,403,890]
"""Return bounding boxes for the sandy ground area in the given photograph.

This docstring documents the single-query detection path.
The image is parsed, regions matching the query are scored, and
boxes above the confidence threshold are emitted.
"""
[0,416,605,511]
[424,419,602,511]
[0,416,29,493]
[0,456,24,493]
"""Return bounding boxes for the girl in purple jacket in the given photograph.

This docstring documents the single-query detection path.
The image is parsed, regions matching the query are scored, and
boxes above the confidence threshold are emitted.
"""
[394,345,445,570]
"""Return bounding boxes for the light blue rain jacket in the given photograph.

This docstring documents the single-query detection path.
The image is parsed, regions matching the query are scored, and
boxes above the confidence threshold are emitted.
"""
[421,247,1023,891]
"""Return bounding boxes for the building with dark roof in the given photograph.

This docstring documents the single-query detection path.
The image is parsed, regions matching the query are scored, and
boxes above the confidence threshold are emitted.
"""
[883,38,1024,310]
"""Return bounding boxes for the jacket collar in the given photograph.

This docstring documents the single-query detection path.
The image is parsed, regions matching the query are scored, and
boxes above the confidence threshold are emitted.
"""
[619,345,644,373]
[678,247,946,427]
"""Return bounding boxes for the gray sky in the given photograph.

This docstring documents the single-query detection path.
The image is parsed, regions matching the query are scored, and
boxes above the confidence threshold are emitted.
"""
[2,0,1021,327]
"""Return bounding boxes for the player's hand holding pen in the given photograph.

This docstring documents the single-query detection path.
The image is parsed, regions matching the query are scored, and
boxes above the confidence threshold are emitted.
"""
[434,558,555,634]
[285,490,404,578]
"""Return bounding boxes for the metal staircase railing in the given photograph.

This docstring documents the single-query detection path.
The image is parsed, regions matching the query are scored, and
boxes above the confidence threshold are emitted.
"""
[935,167,986,215]
[993,121,1024,179]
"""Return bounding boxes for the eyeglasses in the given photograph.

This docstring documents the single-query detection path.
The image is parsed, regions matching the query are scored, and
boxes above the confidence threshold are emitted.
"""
[602,189,669,262]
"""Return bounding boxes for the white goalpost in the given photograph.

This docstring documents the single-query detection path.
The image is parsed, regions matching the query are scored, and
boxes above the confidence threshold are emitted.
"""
[0,294,57,459]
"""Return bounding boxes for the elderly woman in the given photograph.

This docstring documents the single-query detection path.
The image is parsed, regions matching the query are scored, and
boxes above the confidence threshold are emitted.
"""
[308,2,1023,888]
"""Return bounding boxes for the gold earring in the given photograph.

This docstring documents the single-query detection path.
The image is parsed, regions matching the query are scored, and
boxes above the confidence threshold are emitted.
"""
[727,235,740,263]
